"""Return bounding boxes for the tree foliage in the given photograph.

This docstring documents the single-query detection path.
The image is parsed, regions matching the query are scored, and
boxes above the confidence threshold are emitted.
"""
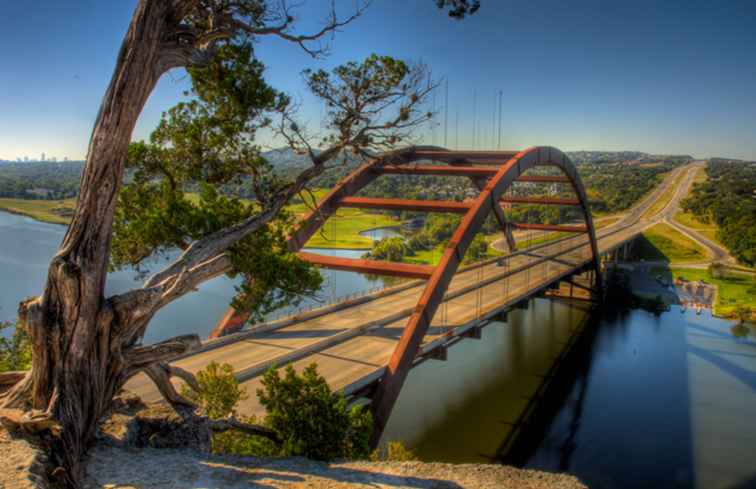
[0,321,31,372]
[681,160,756,266]
[258,364,372,460]
[436,0,481,18]
[365,237,414,261]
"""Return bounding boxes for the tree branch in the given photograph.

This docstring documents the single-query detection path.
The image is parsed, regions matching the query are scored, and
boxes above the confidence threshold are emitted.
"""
[208,416,281,444]
[125,334,201,369]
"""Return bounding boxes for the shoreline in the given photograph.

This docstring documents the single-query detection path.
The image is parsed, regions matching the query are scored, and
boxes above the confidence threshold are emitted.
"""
[0,203,69,225]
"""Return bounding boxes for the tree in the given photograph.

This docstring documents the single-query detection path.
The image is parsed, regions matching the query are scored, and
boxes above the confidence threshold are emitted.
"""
[464,234,488,262]
[365,237,413,262]
[0,1,462,485]
[258,363,372,460]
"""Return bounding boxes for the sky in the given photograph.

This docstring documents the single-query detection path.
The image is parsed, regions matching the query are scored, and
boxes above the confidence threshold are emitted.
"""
[1,0,756,161]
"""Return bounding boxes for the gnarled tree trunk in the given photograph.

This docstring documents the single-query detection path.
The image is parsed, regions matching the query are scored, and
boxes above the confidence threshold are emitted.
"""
[0,1,179,484]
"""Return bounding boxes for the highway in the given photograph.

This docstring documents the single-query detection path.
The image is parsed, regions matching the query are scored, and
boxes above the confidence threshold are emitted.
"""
[659,162,735,265]
[125,163,700,418]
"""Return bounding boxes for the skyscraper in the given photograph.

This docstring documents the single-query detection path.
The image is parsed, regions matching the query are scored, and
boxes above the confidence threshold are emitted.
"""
[41,152,45,162]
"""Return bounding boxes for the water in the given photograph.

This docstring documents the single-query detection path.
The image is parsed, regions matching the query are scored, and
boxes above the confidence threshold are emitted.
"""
[381,298,590,460]
[358,226,403,241]
[3,210,755,487]
[0,211,389,343]
[386,300,756,489]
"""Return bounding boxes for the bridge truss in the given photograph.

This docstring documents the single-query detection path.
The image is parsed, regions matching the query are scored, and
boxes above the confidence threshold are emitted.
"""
[214,145,603,443]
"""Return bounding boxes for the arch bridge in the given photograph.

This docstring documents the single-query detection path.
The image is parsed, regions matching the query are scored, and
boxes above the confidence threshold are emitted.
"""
[215,146,605,442]
[127,145,657,445]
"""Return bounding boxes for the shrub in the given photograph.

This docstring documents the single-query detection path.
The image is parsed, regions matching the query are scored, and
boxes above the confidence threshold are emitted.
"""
[0,321,32,372]
[185,361,373,460]
[182,361,247,419]
[370,441,418,462]
[258,363,373,460]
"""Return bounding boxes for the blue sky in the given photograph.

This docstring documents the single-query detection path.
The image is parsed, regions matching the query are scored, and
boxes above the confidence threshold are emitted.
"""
[1,0,756,160]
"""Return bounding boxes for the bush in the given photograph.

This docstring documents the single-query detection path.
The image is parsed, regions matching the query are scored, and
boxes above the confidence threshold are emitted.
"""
[258,363,372,460]
[365,237,412,261]
[185,361,372,460]
[0,321,31,372]
[370,441,418,461]
[182,361,247,419]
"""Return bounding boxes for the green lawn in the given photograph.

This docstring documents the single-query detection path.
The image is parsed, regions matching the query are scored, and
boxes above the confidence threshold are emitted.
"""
[0,198,76,225]
[668,267,756,317]
[636,223,708,263]
[304,208,399,249]
[673,211,721,245]
[672,165,723,246]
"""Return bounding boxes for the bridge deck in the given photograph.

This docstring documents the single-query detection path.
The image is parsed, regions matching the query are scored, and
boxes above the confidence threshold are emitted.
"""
[125,164,698,418]
[125,212,649,416]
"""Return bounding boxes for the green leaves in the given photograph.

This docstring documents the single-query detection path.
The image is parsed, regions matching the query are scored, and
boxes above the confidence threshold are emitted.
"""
[0,321,31,372]
[113,41,322,319]
[258,363,373,460]
[301,54,435,155]
[182,362,247,419]
[364,237,413,262]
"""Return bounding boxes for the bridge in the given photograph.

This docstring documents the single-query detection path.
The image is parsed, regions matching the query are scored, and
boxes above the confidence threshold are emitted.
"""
[126,146,696,443]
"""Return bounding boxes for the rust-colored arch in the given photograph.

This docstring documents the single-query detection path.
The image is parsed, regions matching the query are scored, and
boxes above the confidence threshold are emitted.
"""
[367,146,602,444]
[209,146,603,440]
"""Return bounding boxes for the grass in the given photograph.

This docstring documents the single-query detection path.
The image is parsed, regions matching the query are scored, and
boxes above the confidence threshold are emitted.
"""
[0,198,76,225]
[641,170,683,219]
[303,209,399,249]
[666,267,756,317]
[286,188,401,249]
[596,216,621,229]
[636,223,708,263]
[673,211,721,244]
[672,165,724,246]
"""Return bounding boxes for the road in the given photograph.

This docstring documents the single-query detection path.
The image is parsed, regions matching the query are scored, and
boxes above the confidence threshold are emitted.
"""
[659,162,735,264]
[124,163,700,418]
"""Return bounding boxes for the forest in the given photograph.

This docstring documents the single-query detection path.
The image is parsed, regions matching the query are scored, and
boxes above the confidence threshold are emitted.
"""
[0,160,83,199]
[681,160,756,266]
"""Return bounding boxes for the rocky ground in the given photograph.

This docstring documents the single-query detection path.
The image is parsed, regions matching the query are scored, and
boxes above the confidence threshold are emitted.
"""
[1,397,585,489]
[0,428,49,488]
[83,446,586,489]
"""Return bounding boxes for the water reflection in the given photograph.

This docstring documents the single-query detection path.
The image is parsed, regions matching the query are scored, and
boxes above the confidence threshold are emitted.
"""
[381,298,589,462]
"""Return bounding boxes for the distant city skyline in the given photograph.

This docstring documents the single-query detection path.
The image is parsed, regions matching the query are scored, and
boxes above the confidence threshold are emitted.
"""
[2,1,756,161]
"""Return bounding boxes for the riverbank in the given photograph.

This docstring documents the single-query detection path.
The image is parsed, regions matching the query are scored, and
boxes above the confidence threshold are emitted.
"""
[0,193,398,250]
[0,197,75,224]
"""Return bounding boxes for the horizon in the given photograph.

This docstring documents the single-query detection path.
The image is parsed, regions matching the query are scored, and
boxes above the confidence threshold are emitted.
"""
[2,1,756,160]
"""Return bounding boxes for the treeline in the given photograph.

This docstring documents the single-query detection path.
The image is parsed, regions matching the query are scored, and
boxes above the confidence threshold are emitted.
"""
[364,214,489,263]
[681,160,756,266]
[0,161,83,199]
[579,162,678,212]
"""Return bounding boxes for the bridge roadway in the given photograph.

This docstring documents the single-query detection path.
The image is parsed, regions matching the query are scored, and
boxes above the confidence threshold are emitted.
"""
[126,163,698,417]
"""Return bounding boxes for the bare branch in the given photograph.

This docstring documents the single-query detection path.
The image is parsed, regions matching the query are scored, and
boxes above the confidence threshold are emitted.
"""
[208,416,281,444]
[142,363,196,409]
[232,1,371,58]
[125,334,201,368]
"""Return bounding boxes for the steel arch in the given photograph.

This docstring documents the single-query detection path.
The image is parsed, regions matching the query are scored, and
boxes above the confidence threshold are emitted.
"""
[209,146,603,443]
[366,146,602,443]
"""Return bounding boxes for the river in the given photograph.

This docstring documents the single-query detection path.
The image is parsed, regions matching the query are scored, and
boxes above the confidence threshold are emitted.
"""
[0,211,389,343]
[2,211,754,488]
[385,302,756,489]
